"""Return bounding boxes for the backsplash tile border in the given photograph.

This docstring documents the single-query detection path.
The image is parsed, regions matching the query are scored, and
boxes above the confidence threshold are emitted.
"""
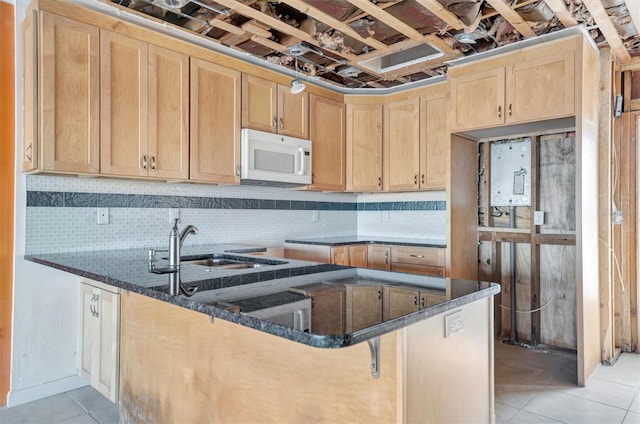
[27,191,446,211]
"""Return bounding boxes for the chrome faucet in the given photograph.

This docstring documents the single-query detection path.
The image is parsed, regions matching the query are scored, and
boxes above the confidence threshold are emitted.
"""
[167,219,198,296]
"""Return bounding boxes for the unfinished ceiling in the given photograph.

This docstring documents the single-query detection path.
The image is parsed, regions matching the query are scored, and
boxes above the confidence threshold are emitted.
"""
[105,0,640,89]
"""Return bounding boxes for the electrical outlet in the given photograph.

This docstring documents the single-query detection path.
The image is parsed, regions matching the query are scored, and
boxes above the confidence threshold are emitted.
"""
[312,210,319,222]
[97,208,109,225]
[170,208,180,224]
[382,210,389,221]
[445,310,464,338]
[534,211,545,226]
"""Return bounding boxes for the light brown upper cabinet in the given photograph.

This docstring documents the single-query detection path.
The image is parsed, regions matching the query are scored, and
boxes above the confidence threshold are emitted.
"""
[190,58,241,184]
[346,103,383,192]
[449,41,575,132]
[101,34,189,179]
[368,245,391,271]
[100,31,148,177]
[348,244,368,268]
[241,74,308,139]
[22,12,100,174]
[420,86,449,190]
[383,98,421,191]
[307,95,345,191]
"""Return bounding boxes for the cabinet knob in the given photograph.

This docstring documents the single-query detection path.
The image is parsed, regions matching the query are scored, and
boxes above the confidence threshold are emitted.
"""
[508,103,513,117]
[279,117,283,130]
[421,297,425,308]
[236,164,241,177]
[414,174,418,185]
[377,290,381,300]
[498,105,502,118]
[414,296,418,306]
[94,294,100,318]
[25,143,33,162]
[150,156,156,171]
[141,155,148,170]
[272,116,277,130]
[421,174,425,184]
[377,177,381,187]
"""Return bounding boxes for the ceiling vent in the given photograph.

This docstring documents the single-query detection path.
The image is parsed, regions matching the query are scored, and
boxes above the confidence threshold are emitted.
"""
[358,43,444,74]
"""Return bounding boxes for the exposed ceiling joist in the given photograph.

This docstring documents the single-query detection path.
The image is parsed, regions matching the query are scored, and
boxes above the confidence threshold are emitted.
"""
[413,0,465,31]
[279,0,389,52]
[541,0,578,28]
[484,0,535,38]
[344,0,428,42]
[582,0,632,64]
[624,0,640,44]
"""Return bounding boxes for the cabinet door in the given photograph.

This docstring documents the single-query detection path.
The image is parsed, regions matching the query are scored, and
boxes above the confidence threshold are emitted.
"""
[95,288,120,402]
[349,245,368,268]
[507,51,575,124]
[79,283,120,403]
[309,288,346,335]
[241,74,277,133]
[190,58,241,183]
[449,67,505,131]
[420,90,448,190]
[148,45,189,179]
[21,8,38,172]
[346,103,383,191]
[419,291,448,308]
[384,98,420,191]
[277,85,309,138]
[307,95,345,190]
[368,245,391,270]
[383,286,420,321]
[100,30,148,177]
[40,12,100,173]
[345,285,383,332]
[331,246,350,266]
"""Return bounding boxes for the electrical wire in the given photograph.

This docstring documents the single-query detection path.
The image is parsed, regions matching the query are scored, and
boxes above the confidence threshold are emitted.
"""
[499,245,567,314]
[599,237,626,294]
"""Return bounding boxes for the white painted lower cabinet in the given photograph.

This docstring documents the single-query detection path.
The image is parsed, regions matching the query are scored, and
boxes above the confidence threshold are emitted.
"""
[79,278,120,402]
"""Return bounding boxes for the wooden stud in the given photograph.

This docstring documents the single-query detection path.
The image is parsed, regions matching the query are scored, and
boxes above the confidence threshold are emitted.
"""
[581,0,632,64]
[538,0,578,28]
[484,0,535,38]
[413,0,464,30]
[250,35,287,53]
[211,0,358,62]
[279,0,389,52]
[530,136,540,346]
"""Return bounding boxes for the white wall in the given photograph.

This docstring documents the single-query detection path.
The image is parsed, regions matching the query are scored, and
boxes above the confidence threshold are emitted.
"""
[9,0,86,406]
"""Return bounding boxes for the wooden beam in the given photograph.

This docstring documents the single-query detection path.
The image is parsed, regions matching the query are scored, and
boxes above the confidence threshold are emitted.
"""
[345,0,425,42]
[250,34,287,52]
[484,0,535,38]
[210,0,358,62]
[541,0,578,28]
[581,0,632,64]
[209,18,245,35]
[241,19,272,39]
[343,0,403,24]
[413,0,464,31]
[530,136,540,346]
[279,0,389,52]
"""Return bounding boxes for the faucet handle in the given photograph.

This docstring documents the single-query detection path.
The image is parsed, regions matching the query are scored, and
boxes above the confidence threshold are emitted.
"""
[148,248,168,261]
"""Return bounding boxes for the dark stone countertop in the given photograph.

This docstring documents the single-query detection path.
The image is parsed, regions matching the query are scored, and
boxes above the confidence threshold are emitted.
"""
[25,244,498,348]
[284,236,447,248]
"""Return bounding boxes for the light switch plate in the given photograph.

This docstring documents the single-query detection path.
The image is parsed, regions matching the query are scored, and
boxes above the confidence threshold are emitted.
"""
[445,310,464,338]
[312,210,319,222]
[97,208,109,225]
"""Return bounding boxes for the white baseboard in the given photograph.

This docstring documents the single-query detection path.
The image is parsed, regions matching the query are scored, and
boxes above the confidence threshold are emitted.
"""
[6,376,88,407]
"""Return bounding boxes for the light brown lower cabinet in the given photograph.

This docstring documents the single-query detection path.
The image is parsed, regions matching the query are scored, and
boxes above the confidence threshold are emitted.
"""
[345,284,383,332]
[383,285,450,321]
[79,279,120,402]
[289,283,346,335]
[119,291,495,423]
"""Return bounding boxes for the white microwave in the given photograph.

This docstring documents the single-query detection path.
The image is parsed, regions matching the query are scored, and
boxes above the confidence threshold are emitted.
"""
[240,129,312,186]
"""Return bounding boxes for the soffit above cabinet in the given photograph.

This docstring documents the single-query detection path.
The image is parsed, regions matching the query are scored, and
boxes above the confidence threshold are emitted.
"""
[86,0,639,91]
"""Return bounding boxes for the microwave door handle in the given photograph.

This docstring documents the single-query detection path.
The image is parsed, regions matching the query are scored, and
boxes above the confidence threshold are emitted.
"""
[297,147,305,176]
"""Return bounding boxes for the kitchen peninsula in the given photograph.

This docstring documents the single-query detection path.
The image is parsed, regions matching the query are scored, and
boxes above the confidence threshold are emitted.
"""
[27,245,499,423]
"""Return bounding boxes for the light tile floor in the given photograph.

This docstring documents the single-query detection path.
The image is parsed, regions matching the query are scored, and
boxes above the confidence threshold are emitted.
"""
[0,385,119,424]
[496,341,640,424]
[1,342,638,423]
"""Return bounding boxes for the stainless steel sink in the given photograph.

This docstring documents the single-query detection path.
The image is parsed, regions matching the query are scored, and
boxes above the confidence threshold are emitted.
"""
[182,258,263,269]
[179,253,286,270]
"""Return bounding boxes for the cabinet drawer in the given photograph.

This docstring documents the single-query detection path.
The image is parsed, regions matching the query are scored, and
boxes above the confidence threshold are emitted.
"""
[391,247,444,267]
[391,262,444,277]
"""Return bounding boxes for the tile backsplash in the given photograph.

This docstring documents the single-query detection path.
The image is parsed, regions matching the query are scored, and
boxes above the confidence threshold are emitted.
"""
[25,175,447,253]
